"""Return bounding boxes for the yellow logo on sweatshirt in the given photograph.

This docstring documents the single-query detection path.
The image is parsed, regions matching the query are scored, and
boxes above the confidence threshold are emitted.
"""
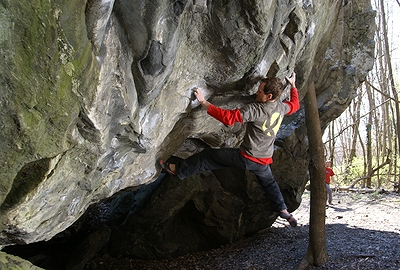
[262,112,283,136]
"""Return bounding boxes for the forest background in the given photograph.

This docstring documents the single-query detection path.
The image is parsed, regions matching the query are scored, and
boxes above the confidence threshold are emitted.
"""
[323,0,400,193]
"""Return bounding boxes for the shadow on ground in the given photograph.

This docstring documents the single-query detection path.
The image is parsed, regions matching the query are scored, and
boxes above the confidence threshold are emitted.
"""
[5,193,400,270]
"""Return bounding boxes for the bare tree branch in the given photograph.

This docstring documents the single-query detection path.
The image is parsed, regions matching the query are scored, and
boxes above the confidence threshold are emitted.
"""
[365,80,399,103]
[323,99,391,144]
[339,151,392,190]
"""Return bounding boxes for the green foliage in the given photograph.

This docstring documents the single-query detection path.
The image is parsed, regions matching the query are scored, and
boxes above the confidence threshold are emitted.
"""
[333,156,364,186]
[350,193,362,201]
[367,190,384,201]
[333,155,399,190]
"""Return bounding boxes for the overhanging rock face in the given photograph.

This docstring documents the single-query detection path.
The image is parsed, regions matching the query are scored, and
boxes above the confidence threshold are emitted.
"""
[0,0,375,258]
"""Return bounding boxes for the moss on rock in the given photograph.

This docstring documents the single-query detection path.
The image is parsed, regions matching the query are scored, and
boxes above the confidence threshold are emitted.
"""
[0,251,43,269]
[0,0,98,205]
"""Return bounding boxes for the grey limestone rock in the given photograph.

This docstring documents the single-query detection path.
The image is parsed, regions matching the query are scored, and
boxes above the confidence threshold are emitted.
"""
[0,0,375,260]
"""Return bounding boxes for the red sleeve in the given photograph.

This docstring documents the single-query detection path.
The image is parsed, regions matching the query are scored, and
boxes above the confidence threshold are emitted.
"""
[284,87,300,115]
[207,104,244,126]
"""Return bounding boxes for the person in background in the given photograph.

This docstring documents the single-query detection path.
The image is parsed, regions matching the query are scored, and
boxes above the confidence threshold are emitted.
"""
[325,160,336,205]
[160,73,300,227]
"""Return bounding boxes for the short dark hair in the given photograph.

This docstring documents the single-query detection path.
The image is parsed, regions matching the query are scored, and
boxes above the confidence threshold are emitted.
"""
[261,77,284,100]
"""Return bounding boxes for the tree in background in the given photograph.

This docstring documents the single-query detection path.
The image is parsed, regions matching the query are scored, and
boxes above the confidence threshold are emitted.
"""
[323,0,400,193]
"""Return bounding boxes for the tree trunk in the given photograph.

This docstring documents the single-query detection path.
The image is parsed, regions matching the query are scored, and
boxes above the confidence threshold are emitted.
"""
[374,5,394,189]
[366,82,374,188]
[349,93,361,163]
[379,0,400,192]
[297,81,329,269]
[330,121,335,164]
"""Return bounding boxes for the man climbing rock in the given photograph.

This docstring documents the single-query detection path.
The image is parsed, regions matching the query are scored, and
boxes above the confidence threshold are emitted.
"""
[160,72,300,227]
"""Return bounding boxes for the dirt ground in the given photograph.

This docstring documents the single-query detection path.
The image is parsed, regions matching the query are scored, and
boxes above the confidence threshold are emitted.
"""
[93,191,400,270]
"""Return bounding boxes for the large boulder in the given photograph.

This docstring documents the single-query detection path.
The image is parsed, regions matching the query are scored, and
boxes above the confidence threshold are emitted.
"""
[0,251,43,270]
[0,0,375,260]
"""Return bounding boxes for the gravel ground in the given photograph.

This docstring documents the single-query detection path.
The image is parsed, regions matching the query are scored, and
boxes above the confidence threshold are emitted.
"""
[93,191,400,270]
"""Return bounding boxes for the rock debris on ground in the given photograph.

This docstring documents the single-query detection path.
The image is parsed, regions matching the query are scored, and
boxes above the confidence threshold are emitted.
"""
[92,191,400,270]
